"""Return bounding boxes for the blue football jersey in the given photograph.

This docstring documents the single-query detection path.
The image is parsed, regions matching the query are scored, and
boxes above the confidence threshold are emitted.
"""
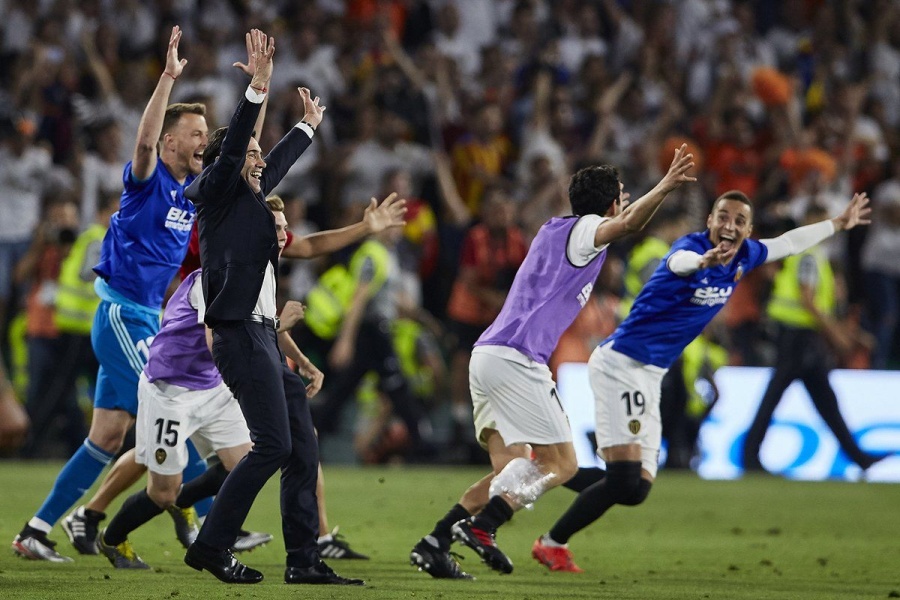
[93,158,196,309]
[607,231,768,368]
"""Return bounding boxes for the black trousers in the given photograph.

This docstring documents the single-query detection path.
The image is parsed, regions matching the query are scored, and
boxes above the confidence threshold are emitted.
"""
[309,318,425,445]
[198,321,319,567]
[659,359,691,469]
[21,333,95,458]
[742,324,871,469]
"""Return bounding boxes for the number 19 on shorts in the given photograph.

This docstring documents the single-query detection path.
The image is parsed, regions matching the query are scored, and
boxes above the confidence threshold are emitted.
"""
[621,391,645,416]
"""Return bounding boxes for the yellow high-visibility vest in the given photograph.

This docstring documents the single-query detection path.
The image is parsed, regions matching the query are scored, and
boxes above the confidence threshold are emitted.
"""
[682,335,728,418]
[619,236,670,319]
[392,318,435,399]
[348,239,390,295]
[54,224,106,335]
[304,240,391,340]
[766,248,835,330]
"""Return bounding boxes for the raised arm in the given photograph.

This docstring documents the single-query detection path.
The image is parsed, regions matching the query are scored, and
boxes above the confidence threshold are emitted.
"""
[80,29,117,101]
[668,193,873,277]
[432,150,471,226]
[132,26,187,181]
[329,282,369,371]
[592,144,696,247]
[260,86,324,194]
[232,30,270,139]
[761,192,871,263]
[282,193,406,259]
[189,29,273,202]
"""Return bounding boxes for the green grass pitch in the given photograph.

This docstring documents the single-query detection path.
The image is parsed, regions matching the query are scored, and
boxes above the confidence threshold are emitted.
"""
[0,462,898,599]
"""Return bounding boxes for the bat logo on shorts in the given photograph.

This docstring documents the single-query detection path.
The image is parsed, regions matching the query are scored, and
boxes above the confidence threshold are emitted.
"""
[155,448,167,464]
[628,419,641,435]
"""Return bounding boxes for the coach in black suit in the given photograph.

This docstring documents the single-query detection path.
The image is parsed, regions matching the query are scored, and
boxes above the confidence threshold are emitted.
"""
[182,29,361,586]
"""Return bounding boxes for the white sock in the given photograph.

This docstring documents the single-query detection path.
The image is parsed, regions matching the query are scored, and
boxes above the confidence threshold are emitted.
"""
[541,533,566,548]
[27,517,53,534]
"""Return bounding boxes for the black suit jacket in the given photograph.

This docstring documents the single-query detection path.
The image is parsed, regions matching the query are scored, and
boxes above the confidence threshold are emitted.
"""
[185,92,312,325]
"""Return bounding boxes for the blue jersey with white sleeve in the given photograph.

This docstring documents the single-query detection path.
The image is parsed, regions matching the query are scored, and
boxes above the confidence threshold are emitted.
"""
[606,231,768,368]
[93,158,196,309]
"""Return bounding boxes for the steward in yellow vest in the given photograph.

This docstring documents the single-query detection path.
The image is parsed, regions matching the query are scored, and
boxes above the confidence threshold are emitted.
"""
[303,230,433,458]
[304,239,390,341]
[21,195,117,458]
[54,223,106,335]
[766,246,835,330]
[619,236,669,320]
[743,204,881,473]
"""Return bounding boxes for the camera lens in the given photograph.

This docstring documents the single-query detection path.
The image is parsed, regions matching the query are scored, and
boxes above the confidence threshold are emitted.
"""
[58,228,77,244]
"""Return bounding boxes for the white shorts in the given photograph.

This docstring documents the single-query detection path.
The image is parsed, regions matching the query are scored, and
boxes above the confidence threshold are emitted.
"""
[470,346,572,449]
[590,343,665,478]
[135,374,251,475]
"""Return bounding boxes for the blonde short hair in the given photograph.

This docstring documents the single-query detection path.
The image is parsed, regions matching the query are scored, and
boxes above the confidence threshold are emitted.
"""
[266,194,284,212]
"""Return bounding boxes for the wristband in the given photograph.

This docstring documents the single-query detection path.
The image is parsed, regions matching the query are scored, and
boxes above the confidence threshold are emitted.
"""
[250,84,268,93]
[163,71,177,80]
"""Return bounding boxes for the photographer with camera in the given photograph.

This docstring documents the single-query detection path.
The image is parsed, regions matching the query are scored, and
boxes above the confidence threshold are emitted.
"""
[14,198,86,459]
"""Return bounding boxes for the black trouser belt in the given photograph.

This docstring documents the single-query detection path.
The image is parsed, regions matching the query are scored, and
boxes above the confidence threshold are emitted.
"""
[245,314,280,330]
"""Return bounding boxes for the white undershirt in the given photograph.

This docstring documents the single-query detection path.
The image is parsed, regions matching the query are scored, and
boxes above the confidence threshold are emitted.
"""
[252,262,277,319]
[567,214,610,267]
[189,277,206,324]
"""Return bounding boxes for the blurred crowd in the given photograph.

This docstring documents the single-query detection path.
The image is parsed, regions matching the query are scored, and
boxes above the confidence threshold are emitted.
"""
[1,0,900,464]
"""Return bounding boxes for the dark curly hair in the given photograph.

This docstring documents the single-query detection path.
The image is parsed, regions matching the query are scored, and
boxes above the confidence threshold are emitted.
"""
[568,165,621,216]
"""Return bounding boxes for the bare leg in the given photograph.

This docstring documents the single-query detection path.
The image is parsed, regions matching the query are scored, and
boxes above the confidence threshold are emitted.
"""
[84,449,146,513]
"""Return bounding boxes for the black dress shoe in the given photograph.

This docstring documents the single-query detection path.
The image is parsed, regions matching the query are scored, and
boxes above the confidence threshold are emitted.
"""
[184,543,263,584]
[284,560,364,585]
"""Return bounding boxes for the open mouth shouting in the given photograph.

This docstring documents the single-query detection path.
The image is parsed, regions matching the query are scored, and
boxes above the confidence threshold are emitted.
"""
[718,233,736,251]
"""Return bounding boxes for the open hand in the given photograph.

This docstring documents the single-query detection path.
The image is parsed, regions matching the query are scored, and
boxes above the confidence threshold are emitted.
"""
[298,87,325,129]
[164,26,188,79]
[248,29,275,88]
[659,143,697,194]
[232,31,260,78]
[833,192,871,231]
[364,192,407,233]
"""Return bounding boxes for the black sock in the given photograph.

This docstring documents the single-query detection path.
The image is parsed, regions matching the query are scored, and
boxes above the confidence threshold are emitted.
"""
[103,490,164,546]
[562,467,607,492]
[428,503,470,550]
[548,461,642,544]
[470,495,514,533]
[176,462,228,508]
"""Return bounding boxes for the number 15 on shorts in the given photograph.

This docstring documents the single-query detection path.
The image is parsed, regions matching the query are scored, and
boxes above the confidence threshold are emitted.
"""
[154,418,181,447]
